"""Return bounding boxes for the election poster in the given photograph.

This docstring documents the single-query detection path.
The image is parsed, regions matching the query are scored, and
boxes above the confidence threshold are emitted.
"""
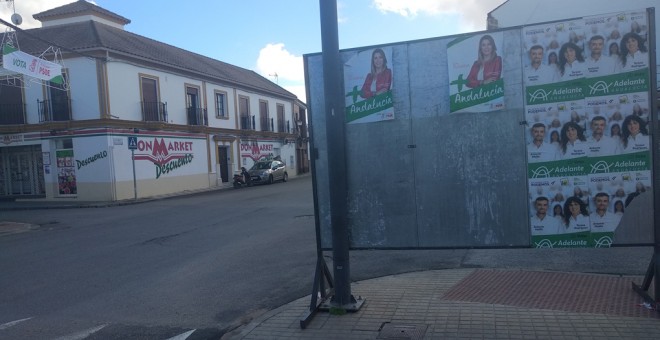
[343,47,394,124]
[525,10,653,248]
[447,32,505,113]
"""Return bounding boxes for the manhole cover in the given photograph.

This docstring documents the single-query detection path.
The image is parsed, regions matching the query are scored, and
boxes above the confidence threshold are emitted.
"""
[377,322,427,339]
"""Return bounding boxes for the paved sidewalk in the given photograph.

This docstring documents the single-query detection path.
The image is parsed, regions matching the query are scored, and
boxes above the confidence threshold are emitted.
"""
[0,183,235,211]
[226,268,660,339]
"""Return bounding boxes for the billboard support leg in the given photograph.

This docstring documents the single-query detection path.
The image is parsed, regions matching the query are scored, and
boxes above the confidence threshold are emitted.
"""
[632,254,659,311]
[300,254,334,329]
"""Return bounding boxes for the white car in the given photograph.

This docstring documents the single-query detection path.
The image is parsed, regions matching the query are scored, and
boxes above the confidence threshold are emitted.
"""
[248,160,288,184]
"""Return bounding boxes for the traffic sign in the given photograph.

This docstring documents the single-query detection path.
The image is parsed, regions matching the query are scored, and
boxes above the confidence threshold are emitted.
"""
[128,136,138,150]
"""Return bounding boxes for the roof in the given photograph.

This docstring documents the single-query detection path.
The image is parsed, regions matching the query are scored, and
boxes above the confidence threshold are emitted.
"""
[10,20,295,99]
[33,0,131,25]
[21,1,295,100]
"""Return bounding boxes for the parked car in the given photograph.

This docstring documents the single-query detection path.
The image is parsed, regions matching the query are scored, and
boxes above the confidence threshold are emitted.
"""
[248,160,288,184]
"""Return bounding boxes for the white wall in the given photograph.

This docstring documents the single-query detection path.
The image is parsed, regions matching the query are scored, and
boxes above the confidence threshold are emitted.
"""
[67,57,101,120]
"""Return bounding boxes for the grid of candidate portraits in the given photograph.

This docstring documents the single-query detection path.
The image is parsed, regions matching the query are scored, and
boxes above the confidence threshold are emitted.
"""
[523,10,652,248]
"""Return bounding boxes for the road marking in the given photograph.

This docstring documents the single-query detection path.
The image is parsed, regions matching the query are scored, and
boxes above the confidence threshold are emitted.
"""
[0,317,33,330]
[52,324,108,340]
[165,330,196,340]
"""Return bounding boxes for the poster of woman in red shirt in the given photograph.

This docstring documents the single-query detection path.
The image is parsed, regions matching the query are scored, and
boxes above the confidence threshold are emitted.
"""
[447,32,505,113]
[360,48,392,98]
[344,47,394,124]
[466,35,503,88]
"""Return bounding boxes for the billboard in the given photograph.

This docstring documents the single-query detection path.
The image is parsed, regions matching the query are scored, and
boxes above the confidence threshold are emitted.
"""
[305,8,655,249]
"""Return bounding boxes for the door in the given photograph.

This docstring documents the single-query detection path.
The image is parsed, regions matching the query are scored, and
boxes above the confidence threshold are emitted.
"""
[49,73,70,121]
[218,146,229,183]
[9,153,32,195]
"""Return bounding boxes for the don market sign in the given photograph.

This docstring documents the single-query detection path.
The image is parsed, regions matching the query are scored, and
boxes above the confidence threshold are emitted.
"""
[133,137,195,179]
[241,142,275,161]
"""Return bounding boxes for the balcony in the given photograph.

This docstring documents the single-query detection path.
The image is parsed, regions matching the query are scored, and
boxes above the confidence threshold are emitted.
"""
[0,103,26,124]
[240,115,254,130]
[38,99,71,122]
[142,101,168,122]
[187,107,207,126]
[260,116,270,132]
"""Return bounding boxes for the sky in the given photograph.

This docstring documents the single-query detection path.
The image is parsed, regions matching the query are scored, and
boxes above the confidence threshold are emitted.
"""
[0,0,507,101]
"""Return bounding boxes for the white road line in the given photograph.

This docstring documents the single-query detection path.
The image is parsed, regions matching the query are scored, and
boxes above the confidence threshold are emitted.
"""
[165,329,196,340]
[0,317,33,330]
[52,324,108,340]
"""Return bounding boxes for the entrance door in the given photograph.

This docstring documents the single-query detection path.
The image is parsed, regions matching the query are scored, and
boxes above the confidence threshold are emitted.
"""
[218,146,229,183]
[9,153,32,195]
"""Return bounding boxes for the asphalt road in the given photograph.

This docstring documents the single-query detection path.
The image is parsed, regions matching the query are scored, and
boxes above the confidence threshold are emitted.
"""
[0,176,317,339]
[0,175,654,339]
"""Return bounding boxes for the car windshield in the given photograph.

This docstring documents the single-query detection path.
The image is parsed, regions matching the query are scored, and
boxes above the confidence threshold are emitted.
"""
[251,162,271,170]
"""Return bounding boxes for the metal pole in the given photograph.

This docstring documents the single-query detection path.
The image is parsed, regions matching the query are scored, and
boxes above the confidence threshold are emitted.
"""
[646,7,659,307]
[319,0,353,307]
[132,149,137,200]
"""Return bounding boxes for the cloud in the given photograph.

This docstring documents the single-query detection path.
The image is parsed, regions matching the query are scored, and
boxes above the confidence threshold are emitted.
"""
[256,43,307,100]
[0,0,75,29]
[372,0,506,31]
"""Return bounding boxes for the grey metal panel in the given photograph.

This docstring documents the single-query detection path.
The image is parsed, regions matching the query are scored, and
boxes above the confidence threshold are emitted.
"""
[615,191,654,244]
[413,111,529,247]
[305,55,333,248]
[408,32,529,247]
[306,28,531,249]
[345,44,417,247]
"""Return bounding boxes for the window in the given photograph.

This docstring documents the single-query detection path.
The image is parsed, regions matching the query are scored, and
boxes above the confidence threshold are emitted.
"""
[215,91,228,118]
[140,75,166,122]
[259,100,269,131]
[0,78,25,124]
[277,104,285,132]
[239,95,251,130]
[186,85,205,125]
[39,71,71,122]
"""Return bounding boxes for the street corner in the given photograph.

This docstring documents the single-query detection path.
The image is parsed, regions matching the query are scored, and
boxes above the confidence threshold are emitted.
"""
[0,221,37,236]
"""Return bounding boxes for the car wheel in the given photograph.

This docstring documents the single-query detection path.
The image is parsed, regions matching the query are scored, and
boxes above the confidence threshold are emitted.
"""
[268,175,274,184]
[282,173,288,182]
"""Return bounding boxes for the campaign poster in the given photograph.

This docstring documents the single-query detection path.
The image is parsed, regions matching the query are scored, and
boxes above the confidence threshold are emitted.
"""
[528,159,590,248]
[56,149,77,195]
[520,16,650,248]
[584,10,649,79]
[447,32,505,113]
[343,47,394,124]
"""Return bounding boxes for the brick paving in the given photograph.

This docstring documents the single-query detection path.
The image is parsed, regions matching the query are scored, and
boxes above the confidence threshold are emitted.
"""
[443,269,659,319]
[227,269,660,340]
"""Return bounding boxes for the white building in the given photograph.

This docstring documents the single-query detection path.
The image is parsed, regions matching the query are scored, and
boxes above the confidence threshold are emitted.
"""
[0,0,309,201]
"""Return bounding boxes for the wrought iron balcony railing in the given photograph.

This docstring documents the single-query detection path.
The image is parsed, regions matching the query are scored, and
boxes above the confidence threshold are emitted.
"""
[240,115,253,130]
[38,99,71,122]
[0,103,26,124]
[187,107,207,126]
[142,101,168,122]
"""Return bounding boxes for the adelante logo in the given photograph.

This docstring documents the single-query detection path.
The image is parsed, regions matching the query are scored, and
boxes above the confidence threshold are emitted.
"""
[588,80,612,96]
[528,89,550,103]
[530,166,553,178]
[590,160,612,174]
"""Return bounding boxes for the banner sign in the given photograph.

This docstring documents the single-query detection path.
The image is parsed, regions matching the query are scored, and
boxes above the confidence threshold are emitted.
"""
[2,44,63,83]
